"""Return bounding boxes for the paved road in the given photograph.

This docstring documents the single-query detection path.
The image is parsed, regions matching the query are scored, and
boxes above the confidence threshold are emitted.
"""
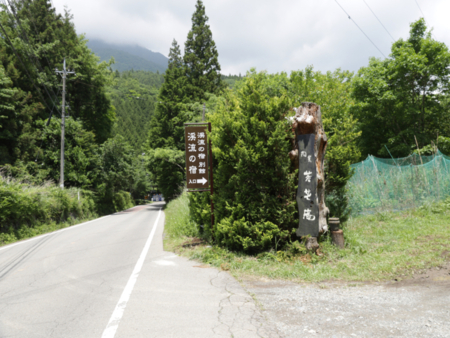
[0,203,277,338]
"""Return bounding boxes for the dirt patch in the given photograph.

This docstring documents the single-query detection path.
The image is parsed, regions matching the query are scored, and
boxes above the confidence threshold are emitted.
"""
[387,260,450,290]
[242,263,450,338]
[181,237,206,248]
[115,205,150,214]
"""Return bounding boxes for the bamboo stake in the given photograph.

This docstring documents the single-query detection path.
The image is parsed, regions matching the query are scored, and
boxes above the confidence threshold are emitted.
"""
[414,135,430,196]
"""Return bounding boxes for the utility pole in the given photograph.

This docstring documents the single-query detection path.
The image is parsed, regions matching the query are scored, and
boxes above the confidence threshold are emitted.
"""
[55,59,75,189]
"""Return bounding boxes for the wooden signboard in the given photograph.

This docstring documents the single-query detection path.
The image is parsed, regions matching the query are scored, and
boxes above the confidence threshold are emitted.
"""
[185,125,210,190]
[296,134,319,237]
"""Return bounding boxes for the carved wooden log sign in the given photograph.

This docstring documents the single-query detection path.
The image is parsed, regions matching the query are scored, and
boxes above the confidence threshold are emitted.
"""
[296,134,319,237]
[289,102,329,248]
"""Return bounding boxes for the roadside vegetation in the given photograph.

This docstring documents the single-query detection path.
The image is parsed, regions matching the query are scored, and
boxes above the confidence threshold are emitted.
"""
[0,175,98,246]
[165,192,450,282]
[0,0,154,245]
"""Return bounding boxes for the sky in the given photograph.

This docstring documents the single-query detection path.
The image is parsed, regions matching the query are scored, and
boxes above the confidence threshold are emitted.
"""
[51,0,450,75]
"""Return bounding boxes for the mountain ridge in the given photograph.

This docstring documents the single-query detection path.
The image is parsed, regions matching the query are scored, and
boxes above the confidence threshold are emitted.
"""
[86,39,168,73]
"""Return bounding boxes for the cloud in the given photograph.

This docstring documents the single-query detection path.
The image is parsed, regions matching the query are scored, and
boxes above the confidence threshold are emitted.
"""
[52,0,450,74]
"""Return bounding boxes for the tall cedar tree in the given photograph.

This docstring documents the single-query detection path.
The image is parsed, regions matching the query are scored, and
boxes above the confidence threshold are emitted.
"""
[147,39,188,151]
[146,1,224,202]
[146,40,187,202]
[0,0,114,165]
[184,0,223,102]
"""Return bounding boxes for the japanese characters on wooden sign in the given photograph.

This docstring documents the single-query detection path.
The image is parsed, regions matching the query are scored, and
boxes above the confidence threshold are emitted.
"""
[185,125,209,190]
[296,134,319,237]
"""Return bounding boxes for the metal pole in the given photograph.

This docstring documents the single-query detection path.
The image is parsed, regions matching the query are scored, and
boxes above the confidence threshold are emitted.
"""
[208,122,215,237]
[202,103,205,121]
[56,58,75,189]
[59,59,66,188]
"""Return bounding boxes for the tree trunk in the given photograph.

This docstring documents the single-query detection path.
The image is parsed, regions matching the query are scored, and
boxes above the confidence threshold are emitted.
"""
[289,102,329,240]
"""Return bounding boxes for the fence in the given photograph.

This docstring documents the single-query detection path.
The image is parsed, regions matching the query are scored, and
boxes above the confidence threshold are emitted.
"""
[348,150,450,214]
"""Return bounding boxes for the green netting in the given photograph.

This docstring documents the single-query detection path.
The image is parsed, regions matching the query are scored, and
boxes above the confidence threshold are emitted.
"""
[348,150,450,214]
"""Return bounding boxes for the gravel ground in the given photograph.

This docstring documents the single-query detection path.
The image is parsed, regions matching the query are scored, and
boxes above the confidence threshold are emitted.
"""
[242,262,450,338]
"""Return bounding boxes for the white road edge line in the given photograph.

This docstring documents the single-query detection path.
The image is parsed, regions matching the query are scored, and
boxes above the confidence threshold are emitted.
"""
[0,205,146,252]
[101,207,162,338]
[0,215,111,252]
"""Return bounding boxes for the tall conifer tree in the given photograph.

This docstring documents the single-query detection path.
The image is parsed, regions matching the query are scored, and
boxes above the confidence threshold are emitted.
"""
[146,40,187,202]
[147,39,188,151]
[184,0,223,102]
[0,0,115,164]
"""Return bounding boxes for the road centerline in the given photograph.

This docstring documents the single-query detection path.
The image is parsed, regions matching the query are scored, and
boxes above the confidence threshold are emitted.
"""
[101,207,162,338]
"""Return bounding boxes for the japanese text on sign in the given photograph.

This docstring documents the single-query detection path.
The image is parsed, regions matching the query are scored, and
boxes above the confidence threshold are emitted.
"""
[296,134,319,237]
[185,126,209,189]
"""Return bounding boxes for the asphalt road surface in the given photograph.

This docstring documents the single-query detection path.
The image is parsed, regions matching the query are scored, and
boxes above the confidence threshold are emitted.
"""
[0,203,277,338]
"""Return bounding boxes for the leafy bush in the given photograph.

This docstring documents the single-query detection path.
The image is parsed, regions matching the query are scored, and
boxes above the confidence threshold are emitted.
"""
[326,186,351,223]
[187,191,211,238]
[0,175,97,239]
[215,216,284,252]
[112,191,134,212]
[205,71,297,253]
[190,69,361,252]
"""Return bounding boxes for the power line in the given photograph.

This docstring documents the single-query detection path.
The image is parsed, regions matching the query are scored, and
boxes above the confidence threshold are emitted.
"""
[56,59,75,189]
[20,0,61,76]
[0,20,57,118]
[35,78,63,162]
[334,0,387,58]
[362,0,395,42]
[4,0,61,114]
[0,1,62,163]
[414,0,426,21]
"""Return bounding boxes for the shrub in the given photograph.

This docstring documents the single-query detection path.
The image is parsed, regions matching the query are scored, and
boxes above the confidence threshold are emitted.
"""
[215,216,283,252]
[189,69,360,252]
[204,71,297,252]
[112,190,134,212]
[187,191,212,238]
[0,175,96,238]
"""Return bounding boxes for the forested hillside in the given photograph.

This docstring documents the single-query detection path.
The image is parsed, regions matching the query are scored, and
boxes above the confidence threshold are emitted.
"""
[87,39,168,72]
[0,0,154,238]
[108,70,164,151]
[221,74,243,88]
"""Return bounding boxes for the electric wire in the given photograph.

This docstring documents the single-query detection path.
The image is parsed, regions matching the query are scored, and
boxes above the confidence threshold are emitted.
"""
[334,0,387,58]
[3,0,62,121]
[362,0,395,42]
[414,0,426,21]
[1,0,60,120]
[0,20,57,120]
[0,1,64,160]
[35,78,63,162]
[20,0,62,80]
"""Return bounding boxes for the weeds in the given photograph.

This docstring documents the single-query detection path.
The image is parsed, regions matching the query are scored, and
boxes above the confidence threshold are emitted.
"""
[0,175,98,246]
[164,192,450,282]
[164,191,199,249]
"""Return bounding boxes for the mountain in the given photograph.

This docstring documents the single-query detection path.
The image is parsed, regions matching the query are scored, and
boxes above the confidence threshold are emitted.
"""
[86,39,168,73]
[107,70,165,152]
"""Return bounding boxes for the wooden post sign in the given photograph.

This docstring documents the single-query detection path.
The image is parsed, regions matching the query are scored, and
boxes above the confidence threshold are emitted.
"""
[296,134,319,237]
[185,124,210,190]
[184,122,215,230]
[289,102,328,251]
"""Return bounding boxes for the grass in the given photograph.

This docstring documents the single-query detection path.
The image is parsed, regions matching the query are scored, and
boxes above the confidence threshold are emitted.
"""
[0,215,99,246]
[0,175,99,246]
[164,192,450,283]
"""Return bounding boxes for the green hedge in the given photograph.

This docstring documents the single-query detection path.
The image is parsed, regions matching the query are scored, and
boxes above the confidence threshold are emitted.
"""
[0,177,97,241]
[113,190,134,211]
